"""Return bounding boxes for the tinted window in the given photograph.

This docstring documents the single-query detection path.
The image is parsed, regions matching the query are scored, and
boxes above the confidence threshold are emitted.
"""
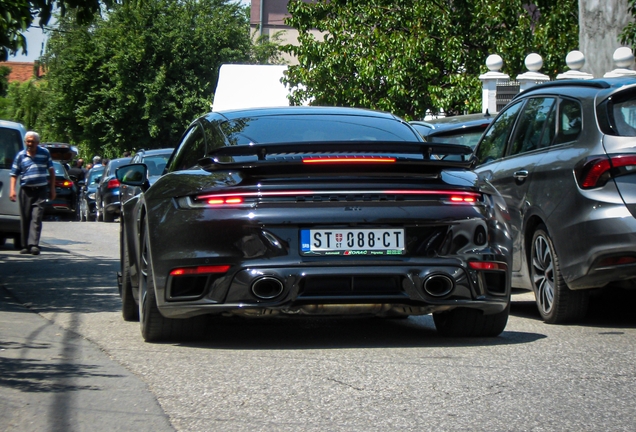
[87,167,104,185]
[219,114,419,145]
[170,124,206,171]
[555,98,582,143]
[476,101,523,164]
[0,127,23,169]
[509,98,556,155]
[145,155,171,176]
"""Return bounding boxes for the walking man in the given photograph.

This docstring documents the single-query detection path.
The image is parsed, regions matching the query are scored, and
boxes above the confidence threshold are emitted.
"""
[9,131,56,255]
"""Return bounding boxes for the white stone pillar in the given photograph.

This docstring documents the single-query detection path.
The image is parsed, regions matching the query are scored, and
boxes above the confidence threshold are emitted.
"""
[604,47,636,77]
[479,54,509,114]
[516,53,550,91]
[556,50,594,80]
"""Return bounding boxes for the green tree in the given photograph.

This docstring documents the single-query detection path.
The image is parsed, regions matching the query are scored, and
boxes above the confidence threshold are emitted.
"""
[0,0,116,60]
[2,79,47,129]
[619,0,636,47]
[283,0,578,120]
[0,64,10,96]
[41,0,252,157]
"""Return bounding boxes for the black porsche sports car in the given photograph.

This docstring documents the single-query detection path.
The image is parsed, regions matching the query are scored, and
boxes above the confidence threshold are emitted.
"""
[117,106,512,342]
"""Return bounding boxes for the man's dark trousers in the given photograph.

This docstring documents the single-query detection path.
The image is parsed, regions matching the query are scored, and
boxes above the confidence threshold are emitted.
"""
[19,186,47,248]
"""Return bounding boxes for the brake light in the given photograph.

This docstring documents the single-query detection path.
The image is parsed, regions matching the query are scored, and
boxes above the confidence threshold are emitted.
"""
[468,261,508,271]
[302,156,396,164]
[170,265,231,276]
[576,154,636,189]
[55,179,74,188]
[205,197,244,206]
[450,195,476,203]
[107,179,120,189]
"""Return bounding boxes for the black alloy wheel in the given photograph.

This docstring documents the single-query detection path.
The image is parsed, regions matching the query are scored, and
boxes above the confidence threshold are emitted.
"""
[121,236,139,322]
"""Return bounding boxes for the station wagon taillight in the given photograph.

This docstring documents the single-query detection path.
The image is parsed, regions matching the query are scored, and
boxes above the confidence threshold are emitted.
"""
[575,154,636,189]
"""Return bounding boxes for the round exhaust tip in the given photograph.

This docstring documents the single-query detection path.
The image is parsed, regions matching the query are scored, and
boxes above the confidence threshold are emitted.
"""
[423,274,455,297]
[251,277,284,299]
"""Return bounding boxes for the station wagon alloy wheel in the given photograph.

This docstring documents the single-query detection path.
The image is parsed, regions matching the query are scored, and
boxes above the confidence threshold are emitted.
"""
[530,225,589,323]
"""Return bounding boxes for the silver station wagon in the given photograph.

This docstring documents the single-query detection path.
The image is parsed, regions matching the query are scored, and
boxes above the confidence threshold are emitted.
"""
[473,77,636,323]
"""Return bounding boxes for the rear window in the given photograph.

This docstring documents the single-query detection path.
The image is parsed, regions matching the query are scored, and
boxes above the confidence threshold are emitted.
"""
[220,114,420,145]
[612,99,636,136]
[0,127,23,169]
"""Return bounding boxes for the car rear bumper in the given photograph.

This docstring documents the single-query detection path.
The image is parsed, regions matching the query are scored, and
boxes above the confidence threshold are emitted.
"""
[156,262,510,319]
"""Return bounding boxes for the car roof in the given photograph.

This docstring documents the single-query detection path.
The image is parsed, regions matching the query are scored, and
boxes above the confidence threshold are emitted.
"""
[512,77,636,101]
[136,148,174,156]
[213,105,405,122]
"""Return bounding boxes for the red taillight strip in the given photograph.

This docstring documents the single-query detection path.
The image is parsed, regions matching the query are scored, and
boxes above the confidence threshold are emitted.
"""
[303,157,396,164]
[170,265,231,276]
[195,190,481,200]
[468,261,508,271]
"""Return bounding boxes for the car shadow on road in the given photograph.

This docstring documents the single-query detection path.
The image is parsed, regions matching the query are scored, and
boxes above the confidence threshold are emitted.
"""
[510,287,636,329]
[175,314,546,350]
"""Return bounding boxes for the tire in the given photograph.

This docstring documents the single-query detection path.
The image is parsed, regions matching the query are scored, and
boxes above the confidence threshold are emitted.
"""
[433,305,509,337]
[103,208,114,222]
[139,225,193,342]
[121,237,139,322]
[96,203,103,222]
[530,225,589,323]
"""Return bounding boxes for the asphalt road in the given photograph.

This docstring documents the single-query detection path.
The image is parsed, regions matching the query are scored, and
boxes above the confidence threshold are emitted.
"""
[1,220,635,431]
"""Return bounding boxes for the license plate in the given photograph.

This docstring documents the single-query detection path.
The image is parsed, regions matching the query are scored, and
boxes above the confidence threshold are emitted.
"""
[300,228,405,256]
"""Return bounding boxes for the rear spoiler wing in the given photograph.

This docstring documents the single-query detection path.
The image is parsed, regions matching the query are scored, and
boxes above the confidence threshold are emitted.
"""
[198,141,475,172]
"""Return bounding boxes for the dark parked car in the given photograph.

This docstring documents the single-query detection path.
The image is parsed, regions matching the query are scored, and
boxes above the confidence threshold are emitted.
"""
[118,106,512,342]
[410,113,493,149]
[473,77,636,323]
[78,165,105,222]
[95,157,131,222]
[45,160,78,220]
[119,147,173,205]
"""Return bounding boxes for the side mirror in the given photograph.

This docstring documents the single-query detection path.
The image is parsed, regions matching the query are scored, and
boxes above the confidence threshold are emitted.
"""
[116,163,149,189]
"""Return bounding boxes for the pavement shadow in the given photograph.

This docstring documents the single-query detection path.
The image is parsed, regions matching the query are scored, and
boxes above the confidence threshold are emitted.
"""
[0,244,120,314]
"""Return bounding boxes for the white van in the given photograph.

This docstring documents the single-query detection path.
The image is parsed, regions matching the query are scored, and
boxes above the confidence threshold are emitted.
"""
[0,120,26,249]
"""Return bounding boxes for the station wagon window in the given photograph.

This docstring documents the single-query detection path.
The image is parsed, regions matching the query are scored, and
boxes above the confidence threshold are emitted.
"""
[555,98,582,143]
[475,101,523,164]
[509,97,556,155]
[611,98,636,136]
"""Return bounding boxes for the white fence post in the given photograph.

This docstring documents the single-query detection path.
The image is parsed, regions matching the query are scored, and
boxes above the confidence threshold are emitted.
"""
[556,51,594,80]
[516,53,550,91]
[604,47,636,77]
[479,54,509,114]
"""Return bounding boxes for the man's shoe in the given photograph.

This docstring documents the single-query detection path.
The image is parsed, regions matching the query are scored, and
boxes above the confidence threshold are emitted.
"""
[30,246,40,255]
[20,248,30,254]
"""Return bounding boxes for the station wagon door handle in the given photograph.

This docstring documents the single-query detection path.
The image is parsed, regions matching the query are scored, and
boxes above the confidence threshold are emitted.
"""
[513,170,529,180]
